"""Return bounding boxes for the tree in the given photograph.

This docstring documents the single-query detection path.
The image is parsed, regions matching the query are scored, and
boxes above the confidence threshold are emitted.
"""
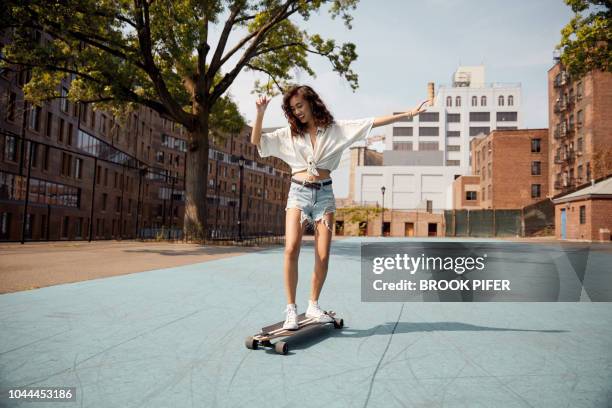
[0,0,361,240]
[556,0,612,78]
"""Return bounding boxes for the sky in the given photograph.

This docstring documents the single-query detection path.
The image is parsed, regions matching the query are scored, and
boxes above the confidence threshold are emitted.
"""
[208,0,575,131]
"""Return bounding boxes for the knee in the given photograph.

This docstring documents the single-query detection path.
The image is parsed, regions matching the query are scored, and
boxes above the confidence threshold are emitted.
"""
[285,244,300,260]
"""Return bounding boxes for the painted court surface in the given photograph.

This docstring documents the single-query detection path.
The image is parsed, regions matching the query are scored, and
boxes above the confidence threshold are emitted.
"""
[1,237,611,407]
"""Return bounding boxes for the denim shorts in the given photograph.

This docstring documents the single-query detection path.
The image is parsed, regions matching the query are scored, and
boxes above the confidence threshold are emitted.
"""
[285,178,336,232]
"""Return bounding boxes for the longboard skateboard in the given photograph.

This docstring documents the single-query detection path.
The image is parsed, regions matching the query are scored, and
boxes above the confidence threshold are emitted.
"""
[245,311,344,355]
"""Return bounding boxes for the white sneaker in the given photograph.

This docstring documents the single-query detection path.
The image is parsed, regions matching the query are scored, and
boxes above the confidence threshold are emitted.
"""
[305,300,334,323]
[282,304,299,330]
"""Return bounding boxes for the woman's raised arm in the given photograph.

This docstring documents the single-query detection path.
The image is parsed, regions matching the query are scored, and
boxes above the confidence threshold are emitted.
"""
[250,95,271,146]
[372,99,430,129]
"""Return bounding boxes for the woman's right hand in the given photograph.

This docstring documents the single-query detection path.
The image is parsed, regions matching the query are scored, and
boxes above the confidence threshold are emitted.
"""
[255,95,271,115]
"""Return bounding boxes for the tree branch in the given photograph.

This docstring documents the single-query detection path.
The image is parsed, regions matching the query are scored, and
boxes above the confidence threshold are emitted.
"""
[1,55,175,119]
[133,0,193,127]
[209,1,304,104]
[245,63,285,93]
[207,2,241,83]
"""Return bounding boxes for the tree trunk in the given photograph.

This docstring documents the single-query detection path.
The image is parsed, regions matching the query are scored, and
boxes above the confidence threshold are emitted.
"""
[184,114,210,241]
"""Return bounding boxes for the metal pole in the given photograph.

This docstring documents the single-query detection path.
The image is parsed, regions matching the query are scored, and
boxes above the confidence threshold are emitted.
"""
[168,176,175,239]
[261,174,265,236]
[20,140,34,244]
[46,204,51,241]
[381,191,385,236]
[88,157,98,242]
[118,164,126,239]
[238,162,244,241]
[214,158,219,238]
[18,98,28,176]
[135,168,143,238]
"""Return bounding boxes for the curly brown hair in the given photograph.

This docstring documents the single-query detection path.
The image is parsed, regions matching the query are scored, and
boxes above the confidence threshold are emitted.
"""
[282,85,335,137]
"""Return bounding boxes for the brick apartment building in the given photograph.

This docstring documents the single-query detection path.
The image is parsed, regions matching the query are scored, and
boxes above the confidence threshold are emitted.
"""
[452,128,549,209]
[0,33,291,242]
[548,63,612,194]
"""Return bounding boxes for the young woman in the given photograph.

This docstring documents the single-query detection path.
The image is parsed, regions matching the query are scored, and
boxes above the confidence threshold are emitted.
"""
[251,85,428,329]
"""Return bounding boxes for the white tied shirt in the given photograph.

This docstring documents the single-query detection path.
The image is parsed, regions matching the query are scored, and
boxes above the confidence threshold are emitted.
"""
[256,117,375,177]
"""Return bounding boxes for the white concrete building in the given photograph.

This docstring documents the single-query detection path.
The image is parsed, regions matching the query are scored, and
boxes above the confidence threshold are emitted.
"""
[353,65,523,210]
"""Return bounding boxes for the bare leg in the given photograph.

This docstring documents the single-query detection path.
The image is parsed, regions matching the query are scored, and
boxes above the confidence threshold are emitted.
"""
[310,211,335,302]
[284,208,307,304]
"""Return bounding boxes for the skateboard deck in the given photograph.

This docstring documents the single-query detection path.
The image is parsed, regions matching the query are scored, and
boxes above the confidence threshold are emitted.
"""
[245,310,344,355]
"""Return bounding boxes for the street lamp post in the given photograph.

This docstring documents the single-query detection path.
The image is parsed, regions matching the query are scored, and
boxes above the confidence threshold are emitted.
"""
[381,186,386,237]
[238,155,245,241]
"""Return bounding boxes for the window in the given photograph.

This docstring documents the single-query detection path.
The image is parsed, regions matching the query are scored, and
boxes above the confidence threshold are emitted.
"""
[58,118,64,142]
[508,95,514,106]
[471,96,477,106]
[498,95,504,106]
[419,127,439,136]
[577,110,584,127]
[60,87,69,112]
[0,212,11,239]
[446,96,452,107]
[586,162,591,180]
[455,96,461,107]
[531,184,541,198]
[42,145,49,170]
[469,127,490,137]
[60,152,72,177]
[481,96,487,106]
[470,112,490,122]
[447,131,460,137]
[75,158,83,179]
[446,160,460,166]
[62,216,69,238]
[531,139,541,153]
[418,141,439,151]
[579,205,586,224]
[4,136,18,162]
[466,191,477,201]
[419,112,439,122]
[531,161,541,175]
[6,92,16,122]
[29,105,41,131]
[30,143,38,168]
[447,145,460,151]
[447,113,460,123]
[393,142,413,151]
[497,112,517,122]
[24,213,33,239]
[393,127,413,136]
[102,193,108,210]
[115,196,122,212]
[45,112,53,137]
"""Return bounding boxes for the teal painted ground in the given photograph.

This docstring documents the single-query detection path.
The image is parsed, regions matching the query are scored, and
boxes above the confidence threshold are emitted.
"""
[1,237,611,407]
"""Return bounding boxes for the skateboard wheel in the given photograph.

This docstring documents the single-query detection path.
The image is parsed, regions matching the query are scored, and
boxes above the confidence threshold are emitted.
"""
[245,336,259,350]
[333,318,344,329]
[275,341,289,355]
